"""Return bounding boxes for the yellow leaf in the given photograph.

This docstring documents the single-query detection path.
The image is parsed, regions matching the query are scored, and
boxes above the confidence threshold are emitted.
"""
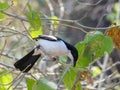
[10,0,19,6]
[0,69,13,90]
[29,26,43,39]
[91,66,102,76]
[50,16,60,29]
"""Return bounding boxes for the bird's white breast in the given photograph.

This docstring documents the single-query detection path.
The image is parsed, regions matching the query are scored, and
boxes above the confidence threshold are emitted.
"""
[38,39,69,57]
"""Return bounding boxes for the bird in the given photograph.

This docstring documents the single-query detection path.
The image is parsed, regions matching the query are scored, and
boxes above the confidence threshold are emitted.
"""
[14,35,78,73]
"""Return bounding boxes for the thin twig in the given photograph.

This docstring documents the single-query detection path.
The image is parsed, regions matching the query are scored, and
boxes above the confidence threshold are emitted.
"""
[0,10,28,21]
[46,0,54,35]
[57,66,70,88]
[59,23,88,33]
[0,63,15,69]
[58,0,64,19]
[0,25,29,38]
[105,80,120,89]
[13,73,26,90]
[6,72,24,90]
[77,0,104,6]
[1,10,120,31]
[98,52,109,90]
[116,0,120,24]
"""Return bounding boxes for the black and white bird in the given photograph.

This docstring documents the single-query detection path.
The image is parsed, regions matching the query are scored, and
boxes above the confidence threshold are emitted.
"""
[14,35,78,72]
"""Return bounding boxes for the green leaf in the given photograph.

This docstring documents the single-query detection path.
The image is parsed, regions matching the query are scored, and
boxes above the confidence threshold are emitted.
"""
[26,78,36,90]
[0,2,8,20]
[114,3,120,13]
[29,26,43,38]
[0,12,7,20]
[75,31,113,68]
[27,3,32,12]
[84,31,103,42]
[63,67,81,90]
[26,10,42,30]
[107,13,116,23]
[34,78,57,90]
[50,16,60,29]
[0,2,8,10]
[91,66,102,76]
[75,41,92,68]
[25,4,43,38]
[85,31,113,59]
[0,70,13,90]
[59,56,68,64]
[75,41,87,59]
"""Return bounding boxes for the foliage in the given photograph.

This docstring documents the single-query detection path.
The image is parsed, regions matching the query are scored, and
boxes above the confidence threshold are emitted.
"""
[0,1,8,20]
[25,3,43,39]
[107,3,120,24]
[106,23,120,49]
[50,16,60,29]
[62,31,113,90]
[76,31,113,68]
[0,69,13,90]
[0,2,8,10]
[26,78,36,90]
[27,78,57,90]
[63,67,81,90]
[91,66,102,76]
[0,0,119,90]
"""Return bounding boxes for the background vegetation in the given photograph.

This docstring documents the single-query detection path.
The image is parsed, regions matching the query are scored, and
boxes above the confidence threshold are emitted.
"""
[0,0,120,90]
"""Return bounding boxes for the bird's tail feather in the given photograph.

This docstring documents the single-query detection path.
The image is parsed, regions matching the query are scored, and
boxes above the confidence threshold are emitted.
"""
[14,49,41,72]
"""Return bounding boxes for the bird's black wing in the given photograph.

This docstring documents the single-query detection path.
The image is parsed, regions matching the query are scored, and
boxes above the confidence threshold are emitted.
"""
[56,37,78,66]
[14,49,41,72]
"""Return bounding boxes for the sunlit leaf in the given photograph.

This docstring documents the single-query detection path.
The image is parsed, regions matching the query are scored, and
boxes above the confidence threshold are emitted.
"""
[11,0,19,6]
[91,66,102,76]
[114,3,120,13]
[34,78,57,90]
[50,16,60,29]
[0,69,13,90]
[0,12,7,20]
[29,26,43,39]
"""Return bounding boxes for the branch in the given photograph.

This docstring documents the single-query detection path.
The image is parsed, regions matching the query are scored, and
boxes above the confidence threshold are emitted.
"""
[0,25,31,39]
[0,63,14,70]
[46,0,54,34]
[116,0,120,24]
[97,52,109,90]
[77,0,104,6]
[0,10,28,22]
[58,0,64,19]
[1,10,120,30]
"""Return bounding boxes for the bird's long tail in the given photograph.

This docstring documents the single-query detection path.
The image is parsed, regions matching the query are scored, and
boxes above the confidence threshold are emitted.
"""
[14,49,41,72]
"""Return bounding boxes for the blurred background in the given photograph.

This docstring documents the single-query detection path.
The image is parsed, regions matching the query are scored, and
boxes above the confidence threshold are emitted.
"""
[0,0,120,90]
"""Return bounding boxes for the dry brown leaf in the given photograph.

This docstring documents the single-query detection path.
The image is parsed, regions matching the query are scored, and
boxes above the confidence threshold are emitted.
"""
[71,71,93,90]
[106,23,120,49]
